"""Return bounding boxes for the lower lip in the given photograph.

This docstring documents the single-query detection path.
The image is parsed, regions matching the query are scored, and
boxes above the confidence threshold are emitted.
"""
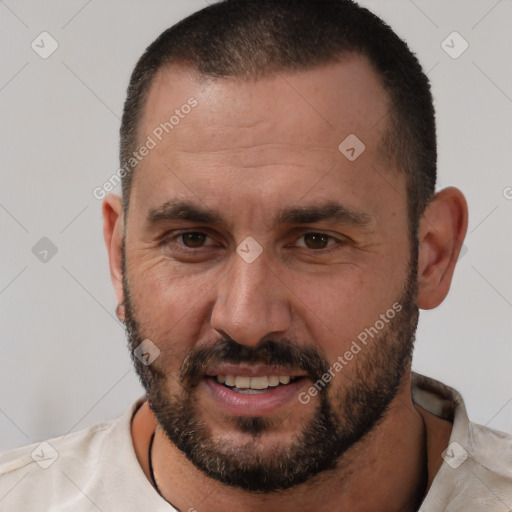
[203,377,307,416]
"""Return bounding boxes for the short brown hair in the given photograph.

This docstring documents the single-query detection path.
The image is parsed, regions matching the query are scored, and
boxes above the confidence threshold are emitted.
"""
[120,0,437,236]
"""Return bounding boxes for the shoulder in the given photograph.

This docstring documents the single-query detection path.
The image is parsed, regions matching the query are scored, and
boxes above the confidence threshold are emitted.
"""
[0,420,115,511]
[466,420,512,481]
[414,373,512,510]
[0,399,144,512]
[424,421,512,511]
[0,419,114,473]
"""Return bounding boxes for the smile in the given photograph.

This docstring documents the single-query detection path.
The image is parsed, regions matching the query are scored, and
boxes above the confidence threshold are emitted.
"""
[214,375,301,394]
[203,366,309,415]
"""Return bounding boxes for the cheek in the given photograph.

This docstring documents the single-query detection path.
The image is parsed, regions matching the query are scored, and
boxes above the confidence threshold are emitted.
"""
[128,256,215,356]
[290,259,408,362]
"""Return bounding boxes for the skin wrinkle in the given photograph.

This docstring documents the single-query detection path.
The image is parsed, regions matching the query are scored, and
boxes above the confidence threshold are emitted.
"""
[153,147,343,181]
[171,143,339,154]
[104,54,467,511]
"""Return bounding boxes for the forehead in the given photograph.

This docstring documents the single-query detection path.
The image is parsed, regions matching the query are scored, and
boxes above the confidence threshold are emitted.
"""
[140,54,389,154]
[129,55,401,227]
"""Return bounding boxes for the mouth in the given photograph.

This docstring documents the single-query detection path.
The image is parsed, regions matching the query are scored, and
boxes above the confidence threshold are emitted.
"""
[202,367,309,416]
[208,374,303,394]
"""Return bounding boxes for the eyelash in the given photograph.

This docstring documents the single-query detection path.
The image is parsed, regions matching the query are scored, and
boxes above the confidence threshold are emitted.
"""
[161,230,346,255]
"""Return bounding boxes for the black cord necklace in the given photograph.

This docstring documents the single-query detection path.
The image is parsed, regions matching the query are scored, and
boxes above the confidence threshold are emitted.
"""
[148,429,164,498]
[415,423,430,510]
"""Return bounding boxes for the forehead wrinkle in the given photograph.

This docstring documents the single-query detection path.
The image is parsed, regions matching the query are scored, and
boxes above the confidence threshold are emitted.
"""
[172,142,338,155]
[165,141,341,177]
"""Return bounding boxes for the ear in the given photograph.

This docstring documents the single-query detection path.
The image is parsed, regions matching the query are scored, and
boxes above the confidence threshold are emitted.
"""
[417,187,468,310]
[102,194,125,321]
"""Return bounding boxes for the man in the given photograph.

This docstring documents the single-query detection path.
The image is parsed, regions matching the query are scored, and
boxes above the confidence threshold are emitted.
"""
[1,0,511,510]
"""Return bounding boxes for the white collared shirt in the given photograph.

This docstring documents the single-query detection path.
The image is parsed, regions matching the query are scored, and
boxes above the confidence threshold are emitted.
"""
[1,373,511,511]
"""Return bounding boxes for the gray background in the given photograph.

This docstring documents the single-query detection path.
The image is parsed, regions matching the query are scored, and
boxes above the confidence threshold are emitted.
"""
[1,0,511,451]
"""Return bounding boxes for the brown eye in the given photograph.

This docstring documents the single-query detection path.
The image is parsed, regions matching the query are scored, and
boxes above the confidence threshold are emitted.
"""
[181,232,208,248]
[302,233,331,249]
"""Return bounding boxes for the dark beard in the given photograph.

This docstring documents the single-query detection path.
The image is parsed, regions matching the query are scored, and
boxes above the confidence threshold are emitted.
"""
[122,242,419,492]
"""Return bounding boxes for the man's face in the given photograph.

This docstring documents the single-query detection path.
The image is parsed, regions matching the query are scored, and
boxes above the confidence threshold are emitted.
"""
[122,56,418,491]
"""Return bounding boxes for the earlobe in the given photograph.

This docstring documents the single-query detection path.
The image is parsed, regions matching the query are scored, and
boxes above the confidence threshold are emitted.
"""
[417,187,468,310]
[102,194,125,310]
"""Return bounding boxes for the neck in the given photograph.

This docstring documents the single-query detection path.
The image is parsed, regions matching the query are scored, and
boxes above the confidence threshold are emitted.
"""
[133,374,444,512]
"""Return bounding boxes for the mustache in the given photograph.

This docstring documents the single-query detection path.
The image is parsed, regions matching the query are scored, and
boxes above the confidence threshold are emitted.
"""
[179,338,330,389]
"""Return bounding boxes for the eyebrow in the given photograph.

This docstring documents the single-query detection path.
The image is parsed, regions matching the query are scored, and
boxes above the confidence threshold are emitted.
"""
[148,201,222,225]
[147,200,373,229]
[273,202,372,228]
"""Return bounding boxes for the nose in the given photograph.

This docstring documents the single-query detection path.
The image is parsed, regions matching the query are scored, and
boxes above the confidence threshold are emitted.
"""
[210,251,292,347]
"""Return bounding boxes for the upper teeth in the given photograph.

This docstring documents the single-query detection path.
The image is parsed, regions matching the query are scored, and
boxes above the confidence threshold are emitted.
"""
[217,375,292,389]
